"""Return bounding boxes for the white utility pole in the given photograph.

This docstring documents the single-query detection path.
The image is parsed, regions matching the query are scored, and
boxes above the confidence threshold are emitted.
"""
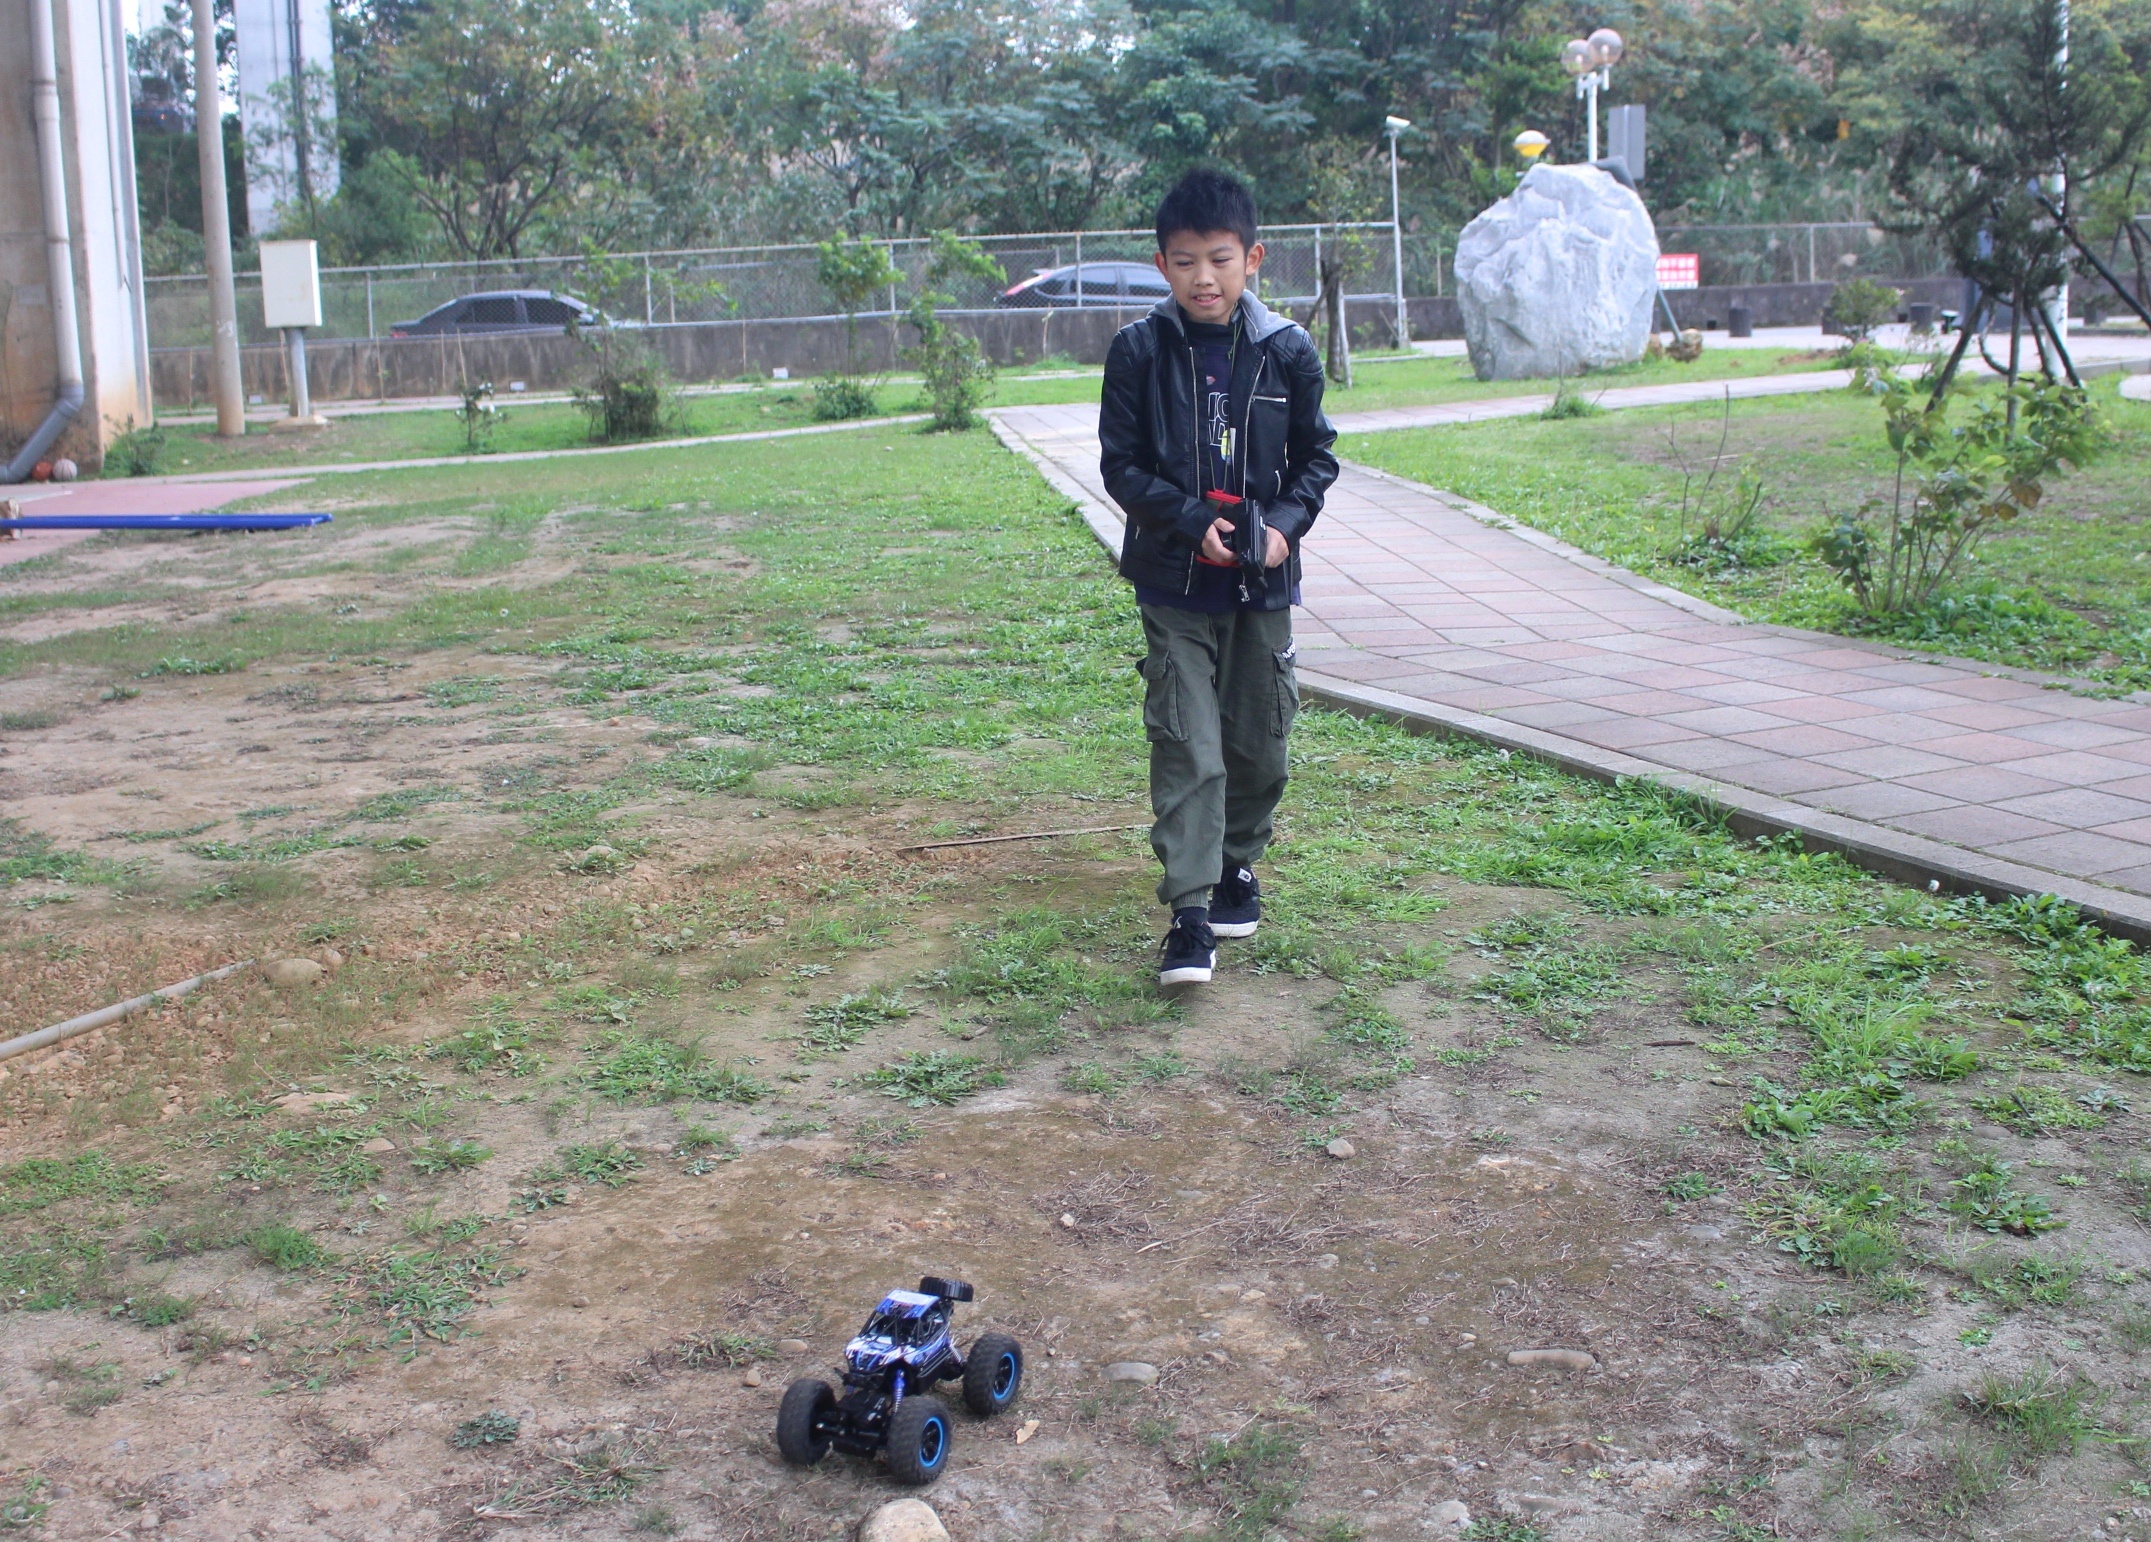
[192,0,247,437]
[1385,116,1411,348]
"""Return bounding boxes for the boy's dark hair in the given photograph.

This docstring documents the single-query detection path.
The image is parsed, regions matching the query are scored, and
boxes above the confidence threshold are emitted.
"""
[1154,168,1259,252]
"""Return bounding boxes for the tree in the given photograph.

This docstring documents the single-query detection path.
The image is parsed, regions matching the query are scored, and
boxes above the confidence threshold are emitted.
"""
[345,0,643,257]
[1830,0,2151,396]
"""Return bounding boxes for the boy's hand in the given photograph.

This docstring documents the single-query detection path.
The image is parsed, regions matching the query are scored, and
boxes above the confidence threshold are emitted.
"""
[1200,517,1235,565]
[1264,528,1288,568]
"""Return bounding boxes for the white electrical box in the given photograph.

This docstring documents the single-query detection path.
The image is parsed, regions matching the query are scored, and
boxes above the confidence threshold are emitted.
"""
[259,240,323,329]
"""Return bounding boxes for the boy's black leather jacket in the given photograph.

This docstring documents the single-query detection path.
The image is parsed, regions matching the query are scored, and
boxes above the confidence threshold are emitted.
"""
[1099,293,1340,611]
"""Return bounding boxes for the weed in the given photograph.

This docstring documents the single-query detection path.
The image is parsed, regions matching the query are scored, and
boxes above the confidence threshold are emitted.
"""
[1475,941,1624,1040]
[1960,1252,2081,1310]
[800,990,911,1054]
[333,1243,518,1343]
[42,1352,121,1415]
[451,1411,521,1449]
[536,1142,643,1188]
[1854,1348,1915,1380]
[430,1002,544,1076]
[580,1031,770,1104]
[1193,1420,1305,1541]
[674,1330,772,1368]
[1747,1145,1905,1275]
[0,1471,50,1527]
[1948,1155,2063,1235]
[1971,1084,2104,1135]
[1463,1517,1548,1540]
[632,1506,679,1536]
[860,1050,1005,1106]
[129,1292,195,1327]
[408,1138,492,1176]
[1664,1172,1721,1202]
[1962,1365,2100,1457]
[1062,1060,1125,1096]
[0,1152,161,1215]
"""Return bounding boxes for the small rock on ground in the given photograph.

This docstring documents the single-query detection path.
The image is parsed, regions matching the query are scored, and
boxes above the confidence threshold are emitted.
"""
[264,958,324,988]
[1507,1348,1597,1372]
[776,1338,810,1354]
[858,1498,948,1542]
[1325,1138,1356,1160]
[1428,1499,1471,1532]
[1105,1361,1158,1385]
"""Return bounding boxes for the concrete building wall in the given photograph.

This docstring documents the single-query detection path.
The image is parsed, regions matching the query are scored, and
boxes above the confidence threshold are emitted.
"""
[0,0,154,471]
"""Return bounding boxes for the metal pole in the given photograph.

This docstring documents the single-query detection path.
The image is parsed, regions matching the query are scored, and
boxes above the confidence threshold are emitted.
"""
[285,327,312,421]
[644,253,653,326]
[1389,128,1407,346]
[1074,230,1083,308]
[192,0,246,438]
[1586,73,1601,163]
[366,271,375,338]
[1808,225,1817,285]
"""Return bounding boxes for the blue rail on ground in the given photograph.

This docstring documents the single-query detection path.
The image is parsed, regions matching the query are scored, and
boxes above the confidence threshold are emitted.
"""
[0,514,333,531]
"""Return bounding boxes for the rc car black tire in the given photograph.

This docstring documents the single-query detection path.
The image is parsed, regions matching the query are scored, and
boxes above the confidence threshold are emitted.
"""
[961,1333,1024,1416]
[886,1395,953,1485]
[918,1275,974,1302]
[776,1378,835,1466]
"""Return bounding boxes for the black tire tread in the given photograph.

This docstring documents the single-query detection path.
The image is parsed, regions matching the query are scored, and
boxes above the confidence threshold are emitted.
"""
[776,1378,834,1466]
[961,1333,1024,1416]
[886,1395,952,1485]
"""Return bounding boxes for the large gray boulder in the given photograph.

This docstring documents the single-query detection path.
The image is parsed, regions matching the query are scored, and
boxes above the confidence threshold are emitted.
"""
[1453,164,1661,380]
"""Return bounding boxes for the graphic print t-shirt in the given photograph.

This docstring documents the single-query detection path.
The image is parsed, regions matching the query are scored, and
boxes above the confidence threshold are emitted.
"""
[1134,316,1247,612]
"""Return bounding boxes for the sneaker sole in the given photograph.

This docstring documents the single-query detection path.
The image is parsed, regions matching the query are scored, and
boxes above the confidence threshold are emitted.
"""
[1209,920,1258,938]
[1158,963,1214,985]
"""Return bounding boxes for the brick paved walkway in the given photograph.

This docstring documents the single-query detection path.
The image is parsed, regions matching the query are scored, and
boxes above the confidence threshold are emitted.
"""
[994,386,2151,929]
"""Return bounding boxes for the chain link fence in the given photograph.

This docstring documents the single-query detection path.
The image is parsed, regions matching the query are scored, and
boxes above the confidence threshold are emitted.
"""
[143,224,1404,351]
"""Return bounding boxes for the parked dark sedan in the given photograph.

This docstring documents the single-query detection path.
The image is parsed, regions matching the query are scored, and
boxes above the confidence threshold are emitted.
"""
[388,289,600,338]
[997,262,1172,308]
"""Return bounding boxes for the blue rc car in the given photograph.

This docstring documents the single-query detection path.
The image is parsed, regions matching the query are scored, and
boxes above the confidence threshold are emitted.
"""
[776,1275,1023,1485]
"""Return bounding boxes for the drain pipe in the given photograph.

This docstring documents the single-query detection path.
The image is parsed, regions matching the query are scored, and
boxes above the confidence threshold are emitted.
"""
[3,0,86,485]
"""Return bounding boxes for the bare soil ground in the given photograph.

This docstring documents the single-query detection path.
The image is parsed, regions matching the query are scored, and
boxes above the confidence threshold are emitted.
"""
[3,433,2149,1542]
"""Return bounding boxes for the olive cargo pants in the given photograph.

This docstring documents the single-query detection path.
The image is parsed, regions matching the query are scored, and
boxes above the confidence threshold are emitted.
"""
[1136,603,1298,911]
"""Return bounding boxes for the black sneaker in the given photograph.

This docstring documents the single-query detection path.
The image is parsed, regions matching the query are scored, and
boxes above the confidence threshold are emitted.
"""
[1209,865,1261,938]
[1158,911,1216,986]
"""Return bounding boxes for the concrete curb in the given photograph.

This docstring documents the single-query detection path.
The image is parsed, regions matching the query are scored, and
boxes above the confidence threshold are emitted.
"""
[986,403,2151,943]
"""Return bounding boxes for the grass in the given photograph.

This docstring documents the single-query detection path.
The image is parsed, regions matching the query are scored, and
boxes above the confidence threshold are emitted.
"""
[6,351,2151,1535]
[451,1410,522,1448]
[246,1224,329,1271]
[1345,373,2151,691]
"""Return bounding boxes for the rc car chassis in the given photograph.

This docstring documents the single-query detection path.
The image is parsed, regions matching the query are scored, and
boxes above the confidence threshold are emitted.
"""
[775,1275,1023,1485]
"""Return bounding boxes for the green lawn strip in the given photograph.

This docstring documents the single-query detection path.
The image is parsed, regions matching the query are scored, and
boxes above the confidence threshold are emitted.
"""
[1322,346,1834,415]
[1343,376,2151,690]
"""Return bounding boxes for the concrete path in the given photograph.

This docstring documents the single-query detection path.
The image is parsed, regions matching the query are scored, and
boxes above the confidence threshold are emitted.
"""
[993,395,2151,938]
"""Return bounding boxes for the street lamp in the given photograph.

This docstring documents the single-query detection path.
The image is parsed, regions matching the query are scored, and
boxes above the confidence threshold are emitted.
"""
[1384,115,1411,347]
[1513,130,1551,162]
[1561,27,1624,163]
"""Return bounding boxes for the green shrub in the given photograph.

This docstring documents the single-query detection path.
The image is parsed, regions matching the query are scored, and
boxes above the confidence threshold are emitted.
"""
[103,416,168,476]
[1822,277,1902,342]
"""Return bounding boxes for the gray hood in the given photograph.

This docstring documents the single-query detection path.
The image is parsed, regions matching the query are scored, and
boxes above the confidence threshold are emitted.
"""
[1147,289,1297,343]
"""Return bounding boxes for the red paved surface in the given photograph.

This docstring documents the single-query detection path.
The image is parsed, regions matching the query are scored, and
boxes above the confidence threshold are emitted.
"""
[997,400,2151,903]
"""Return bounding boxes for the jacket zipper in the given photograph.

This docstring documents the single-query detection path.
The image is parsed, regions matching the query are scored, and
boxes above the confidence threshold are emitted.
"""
[1183,336,1201,595]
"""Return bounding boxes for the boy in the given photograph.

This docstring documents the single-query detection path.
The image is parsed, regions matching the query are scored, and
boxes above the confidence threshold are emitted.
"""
[1099,168,1339,987]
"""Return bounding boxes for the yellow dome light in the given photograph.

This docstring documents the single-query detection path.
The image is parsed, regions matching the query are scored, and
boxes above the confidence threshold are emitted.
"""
[1513,130,1552,160]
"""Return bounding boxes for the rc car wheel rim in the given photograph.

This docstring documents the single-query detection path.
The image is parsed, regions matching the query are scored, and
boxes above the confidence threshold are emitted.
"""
[993,1353,1017,1397]
[919,1417,945,1466]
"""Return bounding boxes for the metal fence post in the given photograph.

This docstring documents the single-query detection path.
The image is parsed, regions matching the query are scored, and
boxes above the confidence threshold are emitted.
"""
[1074,230,1083,308]
[1808,225,1818,286]
[644,253,654,325]
[366,271,374,339]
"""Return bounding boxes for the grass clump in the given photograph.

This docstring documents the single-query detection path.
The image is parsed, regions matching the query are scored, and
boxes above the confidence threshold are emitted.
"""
[1947,1154,2063,1236]
[860,1050,1005,1106]
[536,1142,643,1188]
[1193,1420,1306,1541]
[41,1352,122,1415]
[408,1138,493,1176]
[451,1410,521,1448]
[334,1243,517,1344]
[1961,1364,2101,1457]
[579,1031,770,1105]
[1746,1145,1906,1276]
[800,990,912,1055]
[0,1152,161,1216]
[0,1471,50,1527]
[430,1002,545,1076]
[1970,1084,2104,1135]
